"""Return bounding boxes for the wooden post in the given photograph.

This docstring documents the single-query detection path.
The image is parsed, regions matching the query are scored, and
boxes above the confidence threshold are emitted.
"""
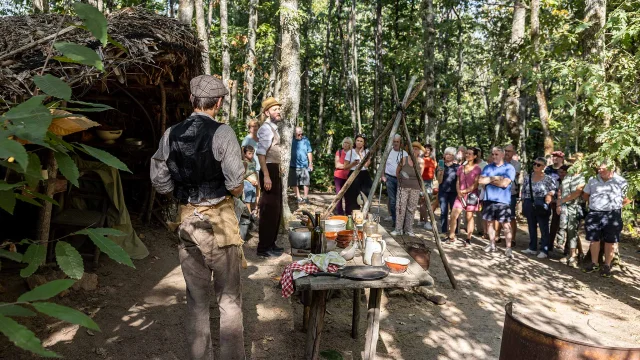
[400,115,457,289]
[351,288,361,339]
[363,288,383,360]
[305,289,327,360]
[361,77,426,219]
[37,150,58,260]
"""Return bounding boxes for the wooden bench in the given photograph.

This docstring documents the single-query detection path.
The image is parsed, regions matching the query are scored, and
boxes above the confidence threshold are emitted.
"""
[294,227,434,360]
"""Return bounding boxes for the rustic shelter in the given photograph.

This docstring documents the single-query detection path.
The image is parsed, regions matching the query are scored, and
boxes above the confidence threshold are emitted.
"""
[0,7,204,242]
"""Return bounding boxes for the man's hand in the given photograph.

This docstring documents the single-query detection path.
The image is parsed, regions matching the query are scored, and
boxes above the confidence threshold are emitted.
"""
[308,163,314,172]
[264,175,273,191]
[382,175,387,183]
[556,205,562,216]
[250,179,258,187]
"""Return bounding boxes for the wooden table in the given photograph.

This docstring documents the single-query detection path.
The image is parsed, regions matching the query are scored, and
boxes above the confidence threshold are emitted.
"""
[294,228,434,360]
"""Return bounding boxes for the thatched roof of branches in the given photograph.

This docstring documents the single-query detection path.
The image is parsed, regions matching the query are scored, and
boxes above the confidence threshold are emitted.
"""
[0,7,203,102]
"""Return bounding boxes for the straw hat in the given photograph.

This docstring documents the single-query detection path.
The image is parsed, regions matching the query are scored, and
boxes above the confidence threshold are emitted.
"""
[261,97,281,114]
[411,141,425,153]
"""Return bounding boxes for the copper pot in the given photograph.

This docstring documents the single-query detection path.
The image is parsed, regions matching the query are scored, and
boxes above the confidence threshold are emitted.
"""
[407,244,431,270]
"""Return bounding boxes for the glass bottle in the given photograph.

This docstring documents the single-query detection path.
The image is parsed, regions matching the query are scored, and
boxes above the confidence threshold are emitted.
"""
[312,212,323,254]
[346,215,355,231]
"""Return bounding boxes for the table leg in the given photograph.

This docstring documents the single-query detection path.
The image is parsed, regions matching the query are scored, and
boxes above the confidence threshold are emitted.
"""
[303,290,311,332]
[351,289,361,339]
[363,288,383,360]
[305,290,327,360]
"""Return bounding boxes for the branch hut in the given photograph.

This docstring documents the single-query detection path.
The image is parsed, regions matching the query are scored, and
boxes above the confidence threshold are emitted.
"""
[0,7,203,243]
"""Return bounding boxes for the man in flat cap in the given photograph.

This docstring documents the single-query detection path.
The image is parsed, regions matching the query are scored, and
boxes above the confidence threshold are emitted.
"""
[255,97,285,257]
[151,75,246,360]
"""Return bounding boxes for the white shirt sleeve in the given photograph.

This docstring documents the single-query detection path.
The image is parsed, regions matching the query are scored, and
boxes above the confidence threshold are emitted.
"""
[256,123,274,156]
[345,149,353,162]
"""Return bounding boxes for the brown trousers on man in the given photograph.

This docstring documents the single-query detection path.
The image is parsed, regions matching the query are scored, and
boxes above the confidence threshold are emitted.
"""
[258,163,283,252]
[176,201,245,360]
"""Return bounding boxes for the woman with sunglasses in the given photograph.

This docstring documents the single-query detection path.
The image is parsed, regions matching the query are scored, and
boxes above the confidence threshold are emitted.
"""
[521,157,557,258]
[344,134,372,215]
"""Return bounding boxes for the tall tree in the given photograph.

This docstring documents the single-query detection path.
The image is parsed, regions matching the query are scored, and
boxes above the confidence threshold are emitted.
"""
[208,0,214,28]
[178,0,193,24]
[350,0,362,133]
[373,0,383,144]
[316,0,335,143]
[220,0,231,122]
[278,0,302,221]
[194,0,211,74]
[531,0,552,155]
[338,0,357,136]
[33,0,49,13]
[265,28,281,100]
[230,79,238,121]
[504,0,526,147]
[243,0,259,121]
[583,0,608,127]
[421,0,436,147]
[453,7,466,146]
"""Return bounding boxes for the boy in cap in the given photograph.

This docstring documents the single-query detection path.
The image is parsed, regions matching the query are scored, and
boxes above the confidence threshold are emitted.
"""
[255,97,285,257]
[151,75,246,360]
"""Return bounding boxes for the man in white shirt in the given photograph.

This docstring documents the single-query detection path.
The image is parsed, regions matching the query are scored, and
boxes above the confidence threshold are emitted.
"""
[381,134,408,224]
[503,144,521,244]
[255,97,284,258]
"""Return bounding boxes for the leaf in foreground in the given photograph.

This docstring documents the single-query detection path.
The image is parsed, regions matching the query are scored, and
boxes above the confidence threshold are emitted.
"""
[19,244,46,278]
[55,241,84,279]
[32,302,100,331]
[33,74,72,100]
[0,137,29,171]
[0,248,23,262]
[77,144,131,173]
[73,2,108,46]
[0,304,36,317]
[77,229,134,268]
[24,153,44,189]
[0,315,59,357]
[0,190,17,215]
[53,42,104,71]
[18,279,75,303]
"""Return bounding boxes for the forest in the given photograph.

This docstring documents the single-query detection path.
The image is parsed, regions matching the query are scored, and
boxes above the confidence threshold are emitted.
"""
[1,0,639,219]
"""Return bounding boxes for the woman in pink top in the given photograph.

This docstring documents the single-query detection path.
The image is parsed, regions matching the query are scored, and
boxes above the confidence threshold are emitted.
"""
[333,137,353,215]
[448,147,481,246]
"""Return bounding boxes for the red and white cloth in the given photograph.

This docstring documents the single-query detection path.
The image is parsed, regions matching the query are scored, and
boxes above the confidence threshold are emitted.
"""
[280,262,339,298]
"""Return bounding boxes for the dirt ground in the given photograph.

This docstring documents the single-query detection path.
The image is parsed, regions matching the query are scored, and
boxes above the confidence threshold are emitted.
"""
[2,192,640,359]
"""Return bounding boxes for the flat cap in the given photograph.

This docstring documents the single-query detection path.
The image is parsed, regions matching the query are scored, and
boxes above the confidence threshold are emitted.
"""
[190,75,228,98]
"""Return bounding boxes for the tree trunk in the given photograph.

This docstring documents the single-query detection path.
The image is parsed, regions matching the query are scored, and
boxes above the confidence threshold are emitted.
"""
[244,0,258,121]
[531,0,553,155]
[278,0,301,223]
[194,0,211,75]
[265,28,282,100]
[33,0,49,12]
[230,80,238,122]
[316,0,335,144]
[373,0,383,146]
[304,61,311,136]
[504,0,526,147]
[455,9,466,146]
[350,0,362,133]
[220,0,231,122]
[178,0,194,24]
[338,1,357,136]
[421,0,436,147]
[208,0,214,29]
[169,0,174,17]
[583,0,608,127]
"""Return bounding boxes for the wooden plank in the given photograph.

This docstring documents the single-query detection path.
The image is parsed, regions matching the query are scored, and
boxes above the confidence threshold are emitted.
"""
[305,290,327,360]
[351,288,361,339]
[363,288,383,360]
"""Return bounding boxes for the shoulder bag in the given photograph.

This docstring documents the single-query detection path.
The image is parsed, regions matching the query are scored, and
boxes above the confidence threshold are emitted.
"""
[529,174,550,217]
[464,166,479,207]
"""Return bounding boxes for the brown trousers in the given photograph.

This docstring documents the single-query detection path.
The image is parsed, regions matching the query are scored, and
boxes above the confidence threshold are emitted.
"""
[258,163,282,252]
[177,209,245,360]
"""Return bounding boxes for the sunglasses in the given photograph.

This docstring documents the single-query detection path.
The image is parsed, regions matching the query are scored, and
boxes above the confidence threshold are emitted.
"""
[296,133,303,136]
[534,163,545,167]
[356,134,367,139]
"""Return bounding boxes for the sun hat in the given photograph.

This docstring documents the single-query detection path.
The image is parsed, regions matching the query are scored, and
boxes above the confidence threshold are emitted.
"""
[411,141,425,153]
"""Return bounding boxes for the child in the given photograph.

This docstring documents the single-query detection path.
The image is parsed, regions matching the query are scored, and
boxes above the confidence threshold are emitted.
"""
[242,145,259,216]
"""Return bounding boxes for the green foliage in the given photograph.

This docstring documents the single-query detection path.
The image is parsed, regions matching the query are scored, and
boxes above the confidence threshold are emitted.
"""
[17,279,76,302]
[33,75,72,101]
[320,350,344,360]
[0,316,59,358]
[72,2,108,46]
[55,241,84,279]
[53,42,104,71]
[31,302,100,331]
[76,228,135,268]
[20,244,47,278]
[54,152,80,187]
[0,304,36,317]
[77,144,131,173]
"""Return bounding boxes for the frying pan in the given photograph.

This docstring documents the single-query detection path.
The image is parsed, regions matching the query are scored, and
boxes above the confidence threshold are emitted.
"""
[311,266,389,281]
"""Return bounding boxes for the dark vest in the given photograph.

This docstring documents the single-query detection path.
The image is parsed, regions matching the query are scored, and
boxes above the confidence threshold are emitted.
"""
[166,115,227,204]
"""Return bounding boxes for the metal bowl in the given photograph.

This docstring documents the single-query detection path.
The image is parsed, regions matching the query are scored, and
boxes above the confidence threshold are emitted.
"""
[324,219,346,233]
[289,227,311,249]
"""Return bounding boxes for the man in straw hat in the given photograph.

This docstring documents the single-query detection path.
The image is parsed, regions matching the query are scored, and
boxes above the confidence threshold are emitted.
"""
[255,97,285,258]
[151,75,246,360]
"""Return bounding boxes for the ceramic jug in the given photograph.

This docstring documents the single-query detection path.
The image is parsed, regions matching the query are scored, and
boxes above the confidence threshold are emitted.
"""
[363,234,386,265]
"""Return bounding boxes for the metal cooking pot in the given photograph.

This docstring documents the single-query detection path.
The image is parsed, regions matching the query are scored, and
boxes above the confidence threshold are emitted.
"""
[289,227,311,249]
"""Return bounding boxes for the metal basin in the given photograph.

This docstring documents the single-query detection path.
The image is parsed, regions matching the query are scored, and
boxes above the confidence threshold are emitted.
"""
[500,302,640,360]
